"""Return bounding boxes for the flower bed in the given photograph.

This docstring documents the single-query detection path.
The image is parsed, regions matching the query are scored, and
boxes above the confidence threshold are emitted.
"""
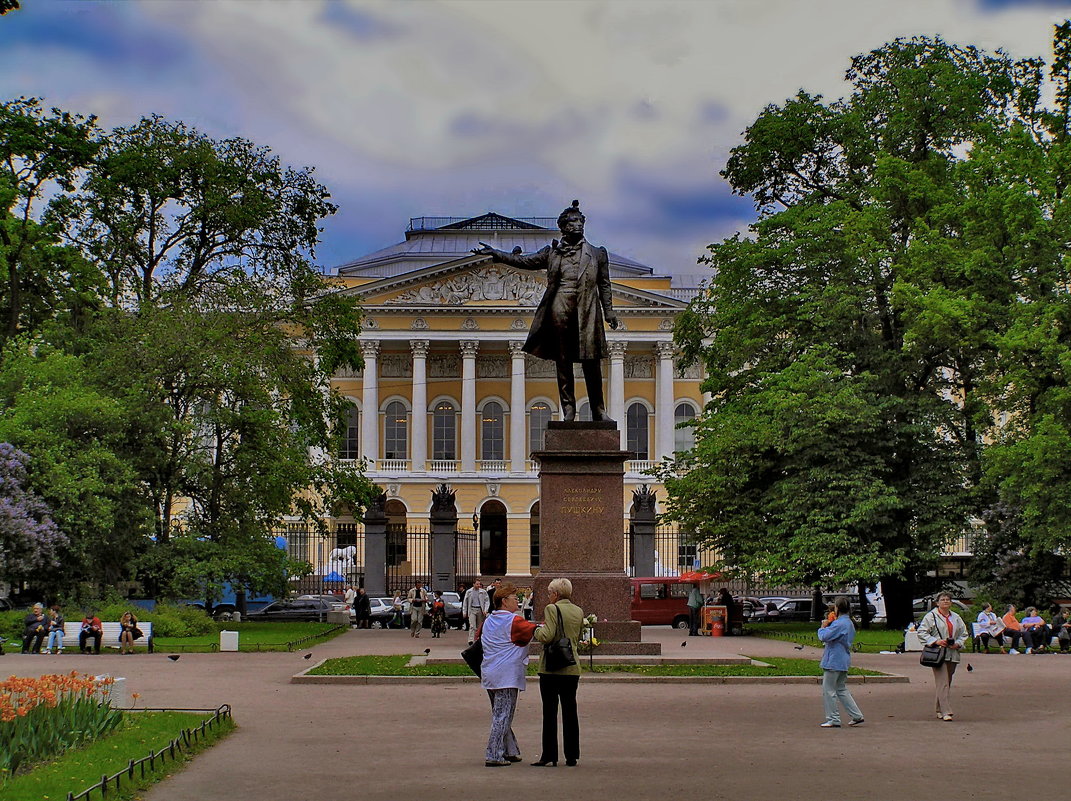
[1,672,123,779]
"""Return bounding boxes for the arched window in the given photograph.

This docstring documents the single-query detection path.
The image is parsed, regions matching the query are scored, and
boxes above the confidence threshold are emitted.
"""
[481,401,504,461]
[578,401,592,422]
[674,402,698,453]
[432,401,457,461]
[340,406,359,459]
[529,401,552,454]
[626,402,649,460]
[383,401,408,460]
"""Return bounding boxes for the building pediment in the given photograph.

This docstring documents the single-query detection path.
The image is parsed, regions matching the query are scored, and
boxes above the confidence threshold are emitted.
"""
[335,255,686,311]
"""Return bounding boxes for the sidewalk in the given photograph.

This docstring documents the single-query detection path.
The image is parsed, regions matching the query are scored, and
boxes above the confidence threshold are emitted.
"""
[7,627,1068,800]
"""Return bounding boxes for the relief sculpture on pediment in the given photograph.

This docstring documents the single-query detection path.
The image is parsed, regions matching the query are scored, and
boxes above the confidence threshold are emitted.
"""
[386,267,544,306]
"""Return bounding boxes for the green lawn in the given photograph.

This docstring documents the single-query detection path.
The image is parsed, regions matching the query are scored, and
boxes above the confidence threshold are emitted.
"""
[2,711,235,801]
[154,621,343,652]
[308,654,884,677]
[748,621,905,652]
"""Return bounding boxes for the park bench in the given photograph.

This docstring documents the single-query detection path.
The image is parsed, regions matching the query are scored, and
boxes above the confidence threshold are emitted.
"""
[60,621,155,653]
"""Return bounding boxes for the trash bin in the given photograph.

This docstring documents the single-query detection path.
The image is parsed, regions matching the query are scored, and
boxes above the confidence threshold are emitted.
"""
[220,630,239,652]
[701,605,728,636]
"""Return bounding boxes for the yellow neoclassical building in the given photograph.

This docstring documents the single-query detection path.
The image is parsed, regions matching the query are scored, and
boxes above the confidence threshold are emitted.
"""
[324,212,705,583]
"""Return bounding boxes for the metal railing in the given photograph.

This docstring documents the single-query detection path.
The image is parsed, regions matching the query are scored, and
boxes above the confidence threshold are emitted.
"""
[66,705,232,801]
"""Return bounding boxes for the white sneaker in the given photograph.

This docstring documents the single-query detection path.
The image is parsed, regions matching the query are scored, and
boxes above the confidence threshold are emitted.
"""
[1025,648,1033,654]
[1009,648,1019,654]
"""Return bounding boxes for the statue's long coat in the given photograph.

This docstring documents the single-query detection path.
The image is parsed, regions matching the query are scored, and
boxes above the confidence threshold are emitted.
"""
[490,240,614,362]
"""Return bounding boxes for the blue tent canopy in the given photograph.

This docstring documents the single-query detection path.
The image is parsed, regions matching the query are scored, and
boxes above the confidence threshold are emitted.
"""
[322,571,346,582]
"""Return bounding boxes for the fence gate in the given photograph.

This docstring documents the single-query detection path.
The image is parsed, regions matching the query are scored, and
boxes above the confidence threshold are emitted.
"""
[455,527,478,587]
[386,526,431,594]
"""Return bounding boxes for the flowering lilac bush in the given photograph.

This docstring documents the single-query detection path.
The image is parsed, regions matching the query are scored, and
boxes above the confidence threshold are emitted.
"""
[0,443,67,582]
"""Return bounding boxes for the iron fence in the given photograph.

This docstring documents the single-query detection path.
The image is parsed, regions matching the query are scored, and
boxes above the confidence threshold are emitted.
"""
[386,526,431,593]
[456,527,478,586]
[66,705,232,801]
[276,522,365,594]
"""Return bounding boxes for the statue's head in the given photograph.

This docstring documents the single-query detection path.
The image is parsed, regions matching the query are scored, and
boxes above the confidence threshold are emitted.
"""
[557,199,585,237]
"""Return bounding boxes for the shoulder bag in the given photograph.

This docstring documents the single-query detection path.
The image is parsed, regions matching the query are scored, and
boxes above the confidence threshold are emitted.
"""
[461,638,483,676]
[919,612,948,667]
[543,604,577,672]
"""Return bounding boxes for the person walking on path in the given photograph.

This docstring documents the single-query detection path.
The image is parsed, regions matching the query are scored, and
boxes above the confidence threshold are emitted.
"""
[532,577,585,767]
[407,581,427,637]
[817,596,864,728]
[686,583,702,636]
[917,592,968,721]
[478,583,537,767]
[464,580,489,644]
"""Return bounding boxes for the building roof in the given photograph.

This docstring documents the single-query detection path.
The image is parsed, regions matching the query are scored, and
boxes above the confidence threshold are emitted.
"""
[335,212,656,280]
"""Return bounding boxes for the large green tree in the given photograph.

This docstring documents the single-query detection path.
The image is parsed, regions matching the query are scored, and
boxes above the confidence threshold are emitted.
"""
[666,31,1071,627]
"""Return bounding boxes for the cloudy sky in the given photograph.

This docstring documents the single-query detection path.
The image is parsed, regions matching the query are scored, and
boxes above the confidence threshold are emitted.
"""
[3,0,1071,282]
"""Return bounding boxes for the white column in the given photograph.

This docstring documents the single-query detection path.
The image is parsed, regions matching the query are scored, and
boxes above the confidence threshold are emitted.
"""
[410,340,429,473]
[508,341,527,473]
[608,340,627,449]
[655,341,676,460]
[460,340,479,473]
[360,340,380,466]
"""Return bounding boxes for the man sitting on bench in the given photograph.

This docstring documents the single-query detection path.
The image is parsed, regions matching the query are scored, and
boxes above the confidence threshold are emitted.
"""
[79,612,103,654]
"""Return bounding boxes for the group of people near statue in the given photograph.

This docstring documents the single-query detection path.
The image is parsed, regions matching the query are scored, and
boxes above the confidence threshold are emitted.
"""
[472,577,584,768]
[18,604,143,654]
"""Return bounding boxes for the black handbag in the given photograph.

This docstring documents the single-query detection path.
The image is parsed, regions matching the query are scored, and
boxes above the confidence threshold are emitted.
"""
[542,604,576,672]
[461,638,483,676]
[919,643,947,667]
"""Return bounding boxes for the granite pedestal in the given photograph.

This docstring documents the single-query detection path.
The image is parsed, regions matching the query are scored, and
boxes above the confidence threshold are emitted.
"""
[532,421,660,655]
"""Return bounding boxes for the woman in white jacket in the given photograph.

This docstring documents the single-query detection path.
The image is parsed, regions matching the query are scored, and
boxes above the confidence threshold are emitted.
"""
[917,592,968,721]
[478,583,537,766]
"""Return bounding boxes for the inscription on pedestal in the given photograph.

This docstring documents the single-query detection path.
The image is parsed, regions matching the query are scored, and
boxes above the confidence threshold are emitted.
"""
[560,487,604,516]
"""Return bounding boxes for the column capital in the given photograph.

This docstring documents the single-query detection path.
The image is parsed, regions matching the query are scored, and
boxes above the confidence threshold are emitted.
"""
[508,340,526,357]
[460,340,480,358]
[608,340,628,358]
[654,341,676,360]
[410,340,430,357]
[360,339,381,358]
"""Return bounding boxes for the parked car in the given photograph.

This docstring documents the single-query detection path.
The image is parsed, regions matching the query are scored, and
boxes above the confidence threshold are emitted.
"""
[297,594,354,621]
[777,596,878,622]
[245,598,335,622]
[735,596,780,623]
[912,597,970,621]
[368,597,397,627]
[185,601,238,620]
[630,577,692,628]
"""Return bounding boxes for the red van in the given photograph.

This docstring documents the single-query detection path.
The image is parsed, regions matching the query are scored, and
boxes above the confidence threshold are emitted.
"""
[630,577,692,628]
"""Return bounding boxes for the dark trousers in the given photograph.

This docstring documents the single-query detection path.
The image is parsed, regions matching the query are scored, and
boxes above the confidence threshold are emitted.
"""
[79,631,102,654]
[1023,627,1049,650]
[1004,629,1022,650]
[21,632,44,653]
[538,673,580,763]
[688,606,700,636]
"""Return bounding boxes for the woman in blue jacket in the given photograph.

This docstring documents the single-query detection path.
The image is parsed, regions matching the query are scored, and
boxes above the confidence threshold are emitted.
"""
[817,596,864,728]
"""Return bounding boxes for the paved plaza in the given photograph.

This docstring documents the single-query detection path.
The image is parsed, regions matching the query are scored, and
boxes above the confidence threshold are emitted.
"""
[6,627,1069,800]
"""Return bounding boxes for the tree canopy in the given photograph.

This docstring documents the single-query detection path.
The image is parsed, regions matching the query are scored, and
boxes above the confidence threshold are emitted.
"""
[665,28,1071,625]
[0,101,372,601]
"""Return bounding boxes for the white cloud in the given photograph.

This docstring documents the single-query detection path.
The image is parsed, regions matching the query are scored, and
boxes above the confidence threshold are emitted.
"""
[4,0,1071,276]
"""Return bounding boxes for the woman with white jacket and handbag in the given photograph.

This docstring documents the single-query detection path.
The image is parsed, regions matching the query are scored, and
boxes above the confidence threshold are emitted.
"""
[917,592,968,721]
[478,583,537,767]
